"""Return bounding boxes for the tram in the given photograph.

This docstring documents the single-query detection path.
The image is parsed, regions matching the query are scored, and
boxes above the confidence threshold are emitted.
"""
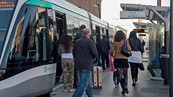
[0,0,116,96]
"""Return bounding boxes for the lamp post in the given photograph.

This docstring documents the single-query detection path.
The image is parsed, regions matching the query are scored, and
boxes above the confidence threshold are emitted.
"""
[96,0,101,18]
[170,0,173,97]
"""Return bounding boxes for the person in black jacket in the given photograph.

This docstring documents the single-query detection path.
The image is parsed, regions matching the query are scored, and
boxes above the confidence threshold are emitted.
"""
[98,33,110,71]
[128,31,144,86]
[72,28,98,97]
[74,25,86,43]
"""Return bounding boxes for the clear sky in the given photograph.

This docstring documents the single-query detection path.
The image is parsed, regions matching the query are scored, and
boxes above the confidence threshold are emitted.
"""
[101,0,170,32]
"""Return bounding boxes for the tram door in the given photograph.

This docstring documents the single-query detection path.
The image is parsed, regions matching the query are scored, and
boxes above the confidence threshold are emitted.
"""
[106,29,109,40]
[54,12,66,80]
[96,26,101,42]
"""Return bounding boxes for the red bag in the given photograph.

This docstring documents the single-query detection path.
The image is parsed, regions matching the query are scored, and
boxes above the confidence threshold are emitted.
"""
[108,55,116,72]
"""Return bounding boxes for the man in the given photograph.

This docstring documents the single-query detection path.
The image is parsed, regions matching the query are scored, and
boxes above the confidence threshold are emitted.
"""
[98,33,110,71]
[72,28,98,97]
[147,46,165,77]
[73,25,86,88]
[74,25,86,43]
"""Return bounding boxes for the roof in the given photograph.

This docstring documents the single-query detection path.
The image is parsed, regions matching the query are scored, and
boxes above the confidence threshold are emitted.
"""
[120,3,169,22]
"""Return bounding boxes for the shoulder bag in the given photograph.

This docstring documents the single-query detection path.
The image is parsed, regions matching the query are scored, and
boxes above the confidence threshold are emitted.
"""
[138,63,145,70]
[121,40,132,57]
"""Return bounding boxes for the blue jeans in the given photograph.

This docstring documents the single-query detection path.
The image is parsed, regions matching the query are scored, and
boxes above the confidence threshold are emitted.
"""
[77,70,93,88]
[113,71,119,85]
[72,69,93,97]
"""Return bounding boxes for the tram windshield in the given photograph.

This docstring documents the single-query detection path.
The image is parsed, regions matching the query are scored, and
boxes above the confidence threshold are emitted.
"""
[0,0,17,57]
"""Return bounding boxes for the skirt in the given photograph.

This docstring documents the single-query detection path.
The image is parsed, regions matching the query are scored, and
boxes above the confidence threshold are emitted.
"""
[114,59,129,68]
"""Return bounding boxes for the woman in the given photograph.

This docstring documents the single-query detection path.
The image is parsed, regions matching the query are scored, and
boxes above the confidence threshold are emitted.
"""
[58,35,75,93]
[110,30,131,94]
[128,31,144,86]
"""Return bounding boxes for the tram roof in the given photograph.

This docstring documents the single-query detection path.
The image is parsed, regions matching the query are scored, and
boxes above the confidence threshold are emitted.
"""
[120,3,169,21]
[43,0,89,19]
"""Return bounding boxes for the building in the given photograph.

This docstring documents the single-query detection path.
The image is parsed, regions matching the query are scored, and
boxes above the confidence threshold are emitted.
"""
[65,0,101,18]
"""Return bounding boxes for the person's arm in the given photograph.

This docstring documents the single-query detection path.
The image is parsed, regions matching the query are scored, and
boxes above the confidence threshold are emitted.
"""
[89,40,98,59]
[107,40,111,51]
[73,43,76,58]
[110,42,115,56]
[126,40,131,52]
[139,40,144,53]
[58,44,62,56]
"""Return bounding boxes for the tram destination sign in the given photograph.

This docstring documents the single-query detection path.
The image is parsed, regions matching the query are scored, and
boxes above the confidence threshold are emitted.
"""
[0,0,15,8]
[133,29,145,33]
[120,11,146,19]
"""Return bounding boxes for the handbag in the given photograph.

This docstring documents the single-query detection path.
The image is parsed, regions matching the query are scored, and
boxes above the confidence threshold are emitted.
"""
[121,40,132,57]
[108,55,116,72]
[138,63,145,70]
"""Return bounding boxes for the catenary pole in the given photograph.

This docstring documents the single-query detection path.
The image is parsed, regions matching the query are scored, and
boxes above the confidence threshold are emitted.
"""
[170,0,173,97]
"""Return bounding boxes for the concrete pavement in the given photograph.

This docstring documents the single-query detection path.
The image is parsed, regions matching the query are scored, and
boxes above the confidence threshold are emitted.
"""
[51,52,169,97]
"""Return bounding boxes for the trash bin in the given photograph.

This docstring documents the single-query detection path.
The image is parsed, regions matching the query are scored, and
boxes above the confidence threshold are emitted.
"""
[160,54,169,85]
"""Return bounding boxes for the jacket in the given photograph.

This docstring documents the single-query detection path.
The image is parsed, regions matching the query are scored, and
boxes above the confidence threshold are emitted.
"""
[128,37,144,53]
[74,32,82,43]
[73,36,98,70]
[110,40,131,59]
[98,37,110,53]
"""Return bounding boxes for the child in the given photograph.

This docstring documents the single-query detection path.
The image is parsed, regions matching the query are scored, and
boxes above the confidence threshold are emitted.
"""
[113,69,119,87]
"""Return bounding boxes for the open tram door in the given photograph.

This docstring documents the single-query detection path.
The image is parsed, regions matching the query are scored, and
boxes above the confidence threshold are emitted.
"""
[96,26,101,42]
[53,11,67,82]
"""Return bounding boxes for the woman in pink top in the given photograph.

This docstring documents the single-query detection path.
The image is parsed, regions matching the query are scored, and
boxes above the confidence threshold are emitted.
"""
[110,30,131,95]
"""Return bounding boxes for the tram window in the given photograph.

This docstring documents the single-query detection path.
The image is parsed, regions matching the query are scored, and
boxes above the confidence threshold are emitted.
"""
[71,17,79,39]
[96,26,101,42]
[37,8,47,61]
[92,24,97,42]
[66,15,74,40]
[1,5,49,68]
[0,8,14,58]
[79,19,89,28]
[56,12,65,40]
[47,9,54,63]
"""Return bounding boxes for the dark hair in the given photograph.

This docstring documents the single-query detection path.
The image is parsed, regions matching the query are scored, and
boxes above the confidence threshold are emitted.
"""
[60,35,73,53]
[129,31,137,38]
[114,30,126,42]
[80,25,86,31]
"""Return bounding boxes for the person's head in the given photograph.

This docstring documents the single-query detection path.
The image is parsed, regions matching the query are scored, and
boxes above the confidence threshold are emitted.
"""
[102,33,106,38]
[60,35,73,52]
[83,28,91,38]
[80,25,86,32]
[114,30,126,42]
[161,46,165,52]
[129,31,137,38]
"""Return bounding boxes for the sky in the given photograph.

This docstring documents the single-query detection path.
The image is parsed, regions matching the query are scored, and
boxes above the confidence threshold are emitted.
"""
[101,0,170,33]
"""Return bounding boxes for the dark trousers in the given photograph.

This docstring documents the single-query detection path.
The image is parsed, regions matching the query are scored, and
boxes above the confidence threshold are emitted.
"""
[147,63,160,77]
[117,68,128,90]
[73,69,77,88]
[129,62,139,79]
[101,52,109,70]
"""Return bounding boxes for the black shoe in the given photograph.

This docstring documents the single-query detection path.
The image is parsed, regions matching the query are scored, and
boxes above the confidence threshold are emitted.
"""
[132,83,136,86]
[121,90,125,94]
[125,88,129,94]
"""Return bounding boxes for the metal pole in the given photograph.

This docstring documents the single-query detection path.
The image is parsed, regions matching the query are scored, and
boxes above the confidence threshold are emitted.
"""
[170,0,173,96]
[98,4,101,18]
[96,0,101,18]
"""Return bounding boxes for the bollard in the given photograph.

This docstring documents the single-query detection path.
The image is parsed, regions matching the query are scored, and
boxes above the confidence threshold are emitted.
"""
[160,54,169,85]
